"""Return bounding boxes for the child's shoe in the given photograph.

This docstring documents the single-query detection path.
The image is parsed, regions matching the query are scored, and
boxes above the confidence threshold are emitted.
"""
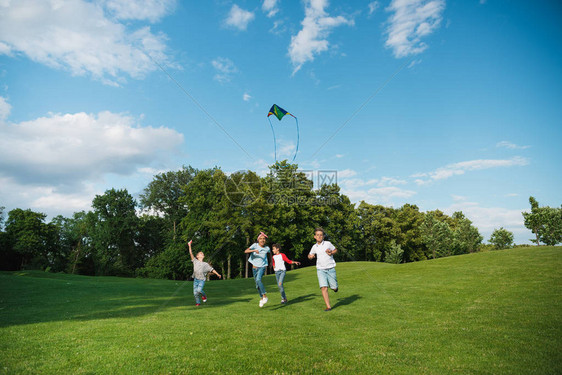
[195,303,200,307]
[281,299,287,304]
[202,296,207,303]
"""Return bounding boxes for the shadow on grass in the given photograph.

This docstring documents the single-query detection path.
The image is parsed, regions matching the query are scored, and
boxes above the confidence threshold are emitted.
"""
[331,294,361,310]
[0,273,266,327]
[268,293,316,310]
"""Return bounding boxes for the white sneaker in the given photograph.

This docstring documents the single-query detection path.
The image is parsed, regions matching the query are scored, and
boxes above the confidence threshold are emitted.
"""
[262,296,268,306]
[259,298,265,307]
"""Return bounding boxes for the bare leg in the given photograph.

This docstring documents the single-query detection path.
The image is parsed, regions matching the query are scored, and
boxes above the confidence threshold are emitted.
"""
[321,287,331,309]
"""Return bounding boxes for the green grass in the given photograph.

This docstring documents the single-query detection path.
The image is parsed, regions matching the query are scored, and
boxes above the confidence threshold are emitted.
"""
[1,247,561,374]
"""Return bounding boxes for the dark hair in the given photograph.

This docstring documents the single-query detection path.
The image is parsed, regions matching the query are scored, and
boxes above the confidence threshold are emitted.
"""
[314,227,325,236]
[272,243,281,250]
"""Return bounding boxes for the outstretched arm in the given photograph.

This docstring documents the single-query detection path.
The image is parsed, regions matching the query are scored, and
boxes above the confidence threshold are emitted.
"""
[282,253,300,266]
[188,240,195,261]
[212,269,222,279]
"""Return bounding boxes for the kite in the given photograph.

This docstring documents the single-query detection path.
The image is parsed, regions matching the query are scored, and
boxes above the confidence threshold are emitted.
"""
[267,104,299,163]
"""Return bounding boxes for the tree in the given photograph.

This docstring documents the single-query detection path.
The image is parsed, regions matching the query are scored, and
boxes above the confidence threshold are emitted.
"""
[420,212,454,259]
[90,189,140,276]
[139,166,198,241]
[4,208,57,269]
[489,227,514,250]
[522,197,562,246]
[450,211,483,254]
[394,204,427,262]
[384,240,403,264]
[356,202,399,261]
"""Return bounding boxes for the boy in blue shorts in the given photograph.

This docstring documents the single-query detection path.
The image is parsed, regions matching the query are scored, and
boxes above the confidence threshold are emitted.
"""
[308,227,338,311]
[244,232,271,307]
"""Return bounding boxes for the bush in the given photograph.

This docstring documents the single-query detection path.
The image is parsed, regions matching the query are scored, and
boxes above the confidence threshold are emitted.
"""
[489,228,514,250]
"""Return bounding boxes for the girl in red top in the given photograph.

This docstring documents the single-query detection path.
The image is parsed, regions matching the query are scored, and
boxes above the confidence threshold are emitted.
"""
[271,244,300,304]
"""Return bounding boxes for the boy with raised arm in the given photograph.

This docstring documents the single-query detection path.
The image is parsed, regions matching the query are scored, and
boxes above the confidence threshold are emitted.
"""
[188,240,222,306]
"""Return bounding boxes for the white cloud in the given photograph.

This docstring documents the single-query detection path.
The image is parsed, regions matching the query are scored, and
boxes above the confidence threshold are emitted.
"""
[288,0,354,74]
[378,176,407,186]
[225,4,255,31]
[275,139,297,161]
[0,96,11,120]
[212,57,238,83]
[442,200,528,244]
[100,0,176,22]
[0,110,183,187]
[344,185,417,205]
[413,157,530,185]
[408,58,422,68]
[262,0,279,17]
[384,0,445,58]
[496,140,530,150]
[368,1,380,15]
[0,107,183,217]
[270,19,287,35]
[0,175,97,216]
[243,93,252,101]
[0,0,173,85]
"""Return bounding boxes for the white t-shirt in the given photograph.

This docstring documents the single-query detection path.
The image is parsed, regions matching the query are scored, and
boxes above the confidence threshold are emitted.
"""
[309,241,336,270]
[272,253,293,271]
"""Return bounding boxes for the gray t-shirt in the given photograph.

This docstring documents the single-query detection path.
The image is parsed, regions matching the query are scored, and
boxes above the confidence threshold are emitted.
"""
[192,259,214,280]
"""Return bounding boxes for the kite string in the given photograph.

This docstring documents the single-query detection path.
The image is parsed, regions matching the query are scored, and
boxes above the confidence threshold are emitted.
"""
[293,116,299,163]
[268,116,278,162]
[146,54,254,161]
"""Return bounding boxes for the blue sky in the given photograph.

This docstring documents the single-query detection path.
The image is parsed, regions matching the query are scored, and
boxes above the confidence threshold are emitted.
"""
[1,0,561,244]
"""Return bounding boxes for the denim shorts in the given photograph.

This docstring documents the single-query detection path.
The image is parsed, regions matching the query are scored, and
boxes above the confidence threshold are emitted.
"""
[317,267,338,289]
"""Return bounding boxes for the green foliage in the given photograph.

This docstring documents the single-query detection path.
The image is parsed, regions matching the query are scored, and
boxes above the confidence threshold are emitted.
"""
[90,189,140,276]
[421,211,454,258]
[421,211,483,259]
[3,208,59,270]
[523,196,562,246]
[138,241,191,280]
[384,240,403,263]
[3,164,493,278]
[489,227,514,250]
[139,166,198,240]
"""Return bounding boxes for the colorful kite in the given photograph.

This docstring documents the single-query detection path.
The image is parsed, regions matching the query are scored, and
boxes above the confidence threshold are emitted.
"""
[267,104,299,162]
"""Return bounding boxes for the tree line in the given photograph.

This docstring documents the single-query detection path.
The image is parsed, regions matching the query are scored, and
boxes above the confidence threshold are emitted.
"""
[1,162,560,279]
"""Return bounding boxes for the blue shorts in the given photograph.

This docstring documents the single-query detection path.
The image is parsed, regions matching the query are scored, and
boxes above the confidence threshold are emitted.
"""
[317,268,338,289]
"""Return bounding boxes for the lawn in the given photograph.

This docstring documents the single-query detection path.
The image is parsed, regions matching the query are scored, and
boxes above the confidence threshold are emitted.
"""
[1,246,561,374]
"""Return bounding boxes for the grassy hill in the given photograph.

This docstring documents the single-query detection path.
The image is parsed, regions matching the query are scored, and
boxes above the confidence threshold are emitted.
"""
[1,247,560,374]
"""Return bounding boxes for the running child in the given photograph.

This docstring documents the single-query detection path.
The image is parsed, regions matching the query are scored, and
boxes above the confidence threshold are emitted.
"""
[308,227,338,311]
[244,232,271,307]
[188,240,222,306]
[271,244,300,304]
